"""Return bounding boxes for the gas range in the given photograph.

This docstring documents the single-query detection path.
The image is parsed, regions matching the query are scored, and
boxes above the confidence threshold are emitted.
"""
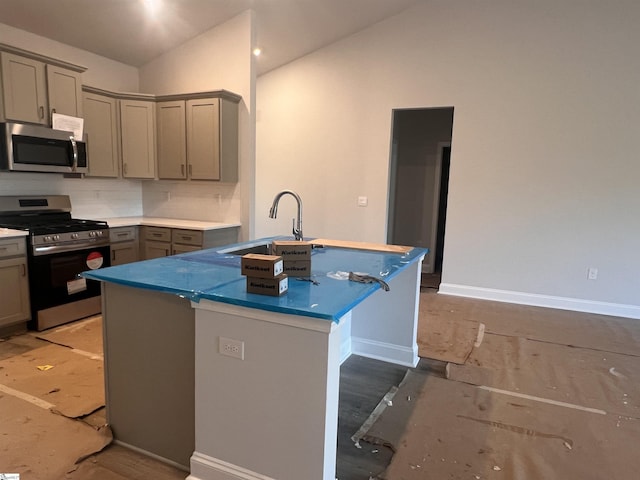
[0,195,111,331]
[0,196,109,255]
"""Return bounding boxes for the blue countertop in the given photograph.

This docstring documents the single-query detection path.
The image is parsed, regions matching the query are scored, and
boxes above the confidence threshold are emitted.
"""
[83,237,427,322]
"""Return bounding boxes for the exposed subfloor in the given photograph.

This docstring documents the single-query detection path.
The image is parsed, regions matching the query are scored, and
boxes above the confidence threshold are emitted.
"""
[2,289,640,479]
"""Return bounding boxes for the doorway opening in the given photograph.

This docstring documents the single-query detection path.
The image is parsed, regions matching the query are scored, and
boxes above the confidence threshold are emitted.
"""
[387,107,454,288]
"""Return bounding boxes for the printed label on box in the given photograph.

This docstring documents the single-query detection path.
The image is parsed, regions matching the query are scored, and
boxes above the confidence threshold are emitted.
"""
[272,241,311,259]
[283,260,311,277]
[246,275,288,296]
[241,254,284,278]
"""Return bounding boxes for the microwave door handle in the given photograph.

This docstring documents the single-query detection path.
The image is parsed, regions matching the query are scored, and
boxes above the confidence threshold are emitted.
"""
[70,135,78,172]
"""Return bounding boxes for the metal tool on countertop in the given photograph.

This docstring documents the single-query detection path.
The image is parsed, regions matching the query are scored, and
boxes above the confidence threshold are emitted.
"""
[348,272,390,291]
[296,277,320,286]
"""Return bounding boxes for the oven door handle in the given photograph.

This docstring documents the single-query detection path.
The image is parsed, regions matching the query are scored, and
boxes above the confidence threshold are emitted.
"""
[33,241,110,256]
[70,135,78,172]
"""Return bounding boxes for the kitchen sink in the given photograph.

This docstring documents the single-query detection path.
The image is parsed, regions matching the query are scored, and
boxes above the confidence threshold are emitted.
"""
[218,242,272,256]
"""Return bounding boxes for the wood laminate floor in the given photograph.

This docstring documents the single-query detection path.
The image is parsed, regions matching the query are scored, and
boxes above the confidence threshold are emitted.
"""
[3,289,638,479]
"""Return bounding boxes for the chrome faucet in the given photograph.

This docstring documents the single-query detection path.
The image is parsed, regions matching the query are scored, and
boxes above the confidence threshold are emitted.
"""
[269,190,303,241]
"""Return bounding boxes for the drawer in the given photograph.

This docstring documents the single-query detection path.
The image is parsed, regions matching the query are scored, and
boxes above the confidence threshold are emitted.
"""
[172,229,203,246]
[144,226,171,242]
[0,237,26,258]
[110,226,138,243]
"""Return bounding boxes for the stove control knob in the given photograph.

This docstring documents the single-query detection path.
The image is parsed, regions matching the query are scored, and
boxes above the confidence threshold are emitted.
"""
[53,235,60,241]
[89,231,96,237]
[97,231,103,237]
[71,233,79,239]
[44,235,51,242]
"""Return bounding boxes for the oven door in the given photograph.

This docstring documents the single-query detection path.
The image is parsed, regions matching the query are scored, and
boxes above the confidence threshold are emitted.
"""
[28,244,110,330]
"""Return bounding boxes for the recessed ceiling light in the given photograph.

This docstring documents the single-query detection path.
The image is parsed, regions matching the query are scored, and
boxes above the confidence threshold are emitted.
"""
[253,48,262,57]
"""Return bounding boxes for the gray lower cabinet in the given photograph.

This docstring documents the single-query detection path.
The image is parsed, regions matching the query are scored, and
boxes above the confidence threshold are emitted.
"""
[142,226,172,260]
[109,227,139,266]
[0,237,31,329]
[141,225,239,260]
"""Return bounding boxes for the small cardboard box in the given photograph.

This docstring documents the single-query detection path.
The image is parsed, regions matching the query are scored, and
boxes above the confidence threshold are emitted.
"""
[282,260,312,277]
[271,240,312,260]
[246,274,288,296]
[241,254,283,278]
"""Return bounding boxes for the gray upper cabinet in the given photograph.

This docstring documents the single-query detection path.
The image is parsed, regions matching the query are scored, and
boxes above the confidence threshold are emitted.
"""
[186,97,238,182]
[0,47,84,125]
[120,98,156,179]
[157,94,239,182]
[83,89,120,177]
[46,64,83,119]
[157,100,187,179]
[186,97,221,180]
[0,52,48,124]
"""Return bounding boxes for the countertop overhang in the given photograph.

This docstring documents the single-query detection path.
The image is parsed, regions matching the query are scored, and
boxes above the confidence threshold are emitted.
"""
[0,228,29,239]
[82,237,428,322]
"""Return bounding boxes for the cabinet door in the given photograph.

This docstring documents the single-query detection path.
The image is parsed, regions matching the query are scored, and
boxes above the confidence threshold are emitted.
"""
[0,257,31,327]
[120,99,156,179]
[186,98,220,180]
[144,241,171,260]
[157,100,187,179]
[83,92,120,177]
[111,242,139,266]
[0,52,47,124]
[46,64,83,120]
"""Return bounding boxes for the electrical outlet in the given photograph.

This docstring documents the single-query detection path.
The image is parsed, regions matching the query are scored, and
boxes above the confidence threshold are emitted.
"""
[588,267,598,280]
[357,196,368,207]
[219,336,244,360]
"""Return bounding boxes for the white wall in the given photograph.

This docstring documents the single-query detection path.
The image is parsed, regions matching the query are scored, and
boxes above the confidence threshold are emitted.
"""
[0,23,138,93]
[256,0,640,317]
[0,22,143,218]
[138,11,255,237]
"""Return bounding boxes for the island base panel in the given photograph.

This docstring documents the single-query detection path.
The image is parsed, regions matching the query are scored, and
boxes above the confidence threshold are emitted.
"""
[102,283,195,468]
[190,301,344,480]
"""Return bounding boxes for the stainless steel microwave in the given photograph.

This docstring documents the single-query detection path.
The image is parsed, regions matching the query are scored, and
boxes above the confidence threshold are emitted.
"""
[0,122,88,174]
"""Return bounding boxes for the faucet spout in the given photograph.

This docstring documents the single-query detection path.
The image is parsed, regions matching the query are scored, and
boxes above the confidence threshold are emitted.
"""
[269,190,303,241]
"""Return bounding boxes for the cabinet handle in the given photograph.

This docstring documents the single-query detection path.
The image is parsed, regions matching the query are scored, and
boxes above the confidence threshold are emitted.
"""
[189,164,192,176]
[152,233,163,237]
[117,232,128,237]
[39,106,45,120]
[181,164,185,176]
[112,251,116,261]
[0,246,6,252]
[21,264,26,277]
[123,163,128,175]
[70,135,78,172]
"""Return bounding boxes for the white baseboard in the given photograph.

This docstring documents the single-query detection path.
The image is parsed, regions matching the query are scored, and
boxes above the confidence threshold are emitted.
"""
[188,451,275,480]
[351,336,419,367]
[438,283,640,320]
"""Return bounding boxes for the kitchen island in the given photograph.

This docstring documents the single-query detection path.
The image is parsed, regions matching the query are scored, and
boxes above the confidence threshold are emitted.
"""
[84,237,427,480]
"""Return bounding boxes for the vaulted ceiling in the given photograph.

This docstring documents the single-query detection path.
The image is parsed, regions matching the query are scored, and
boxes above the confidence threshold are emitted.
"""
[0,0,420,75]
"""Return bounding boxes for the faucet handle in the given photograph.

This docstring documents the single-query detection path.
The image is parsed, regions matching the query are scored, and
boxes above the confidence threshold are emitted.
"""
[291,219,303,241]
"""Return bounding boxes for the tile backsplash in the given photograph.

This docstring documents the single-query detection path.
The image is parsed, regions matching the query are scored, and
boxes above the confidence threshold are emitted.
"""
[0,172,241,224]
[142,181,241,223]
[0,173,143,218]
